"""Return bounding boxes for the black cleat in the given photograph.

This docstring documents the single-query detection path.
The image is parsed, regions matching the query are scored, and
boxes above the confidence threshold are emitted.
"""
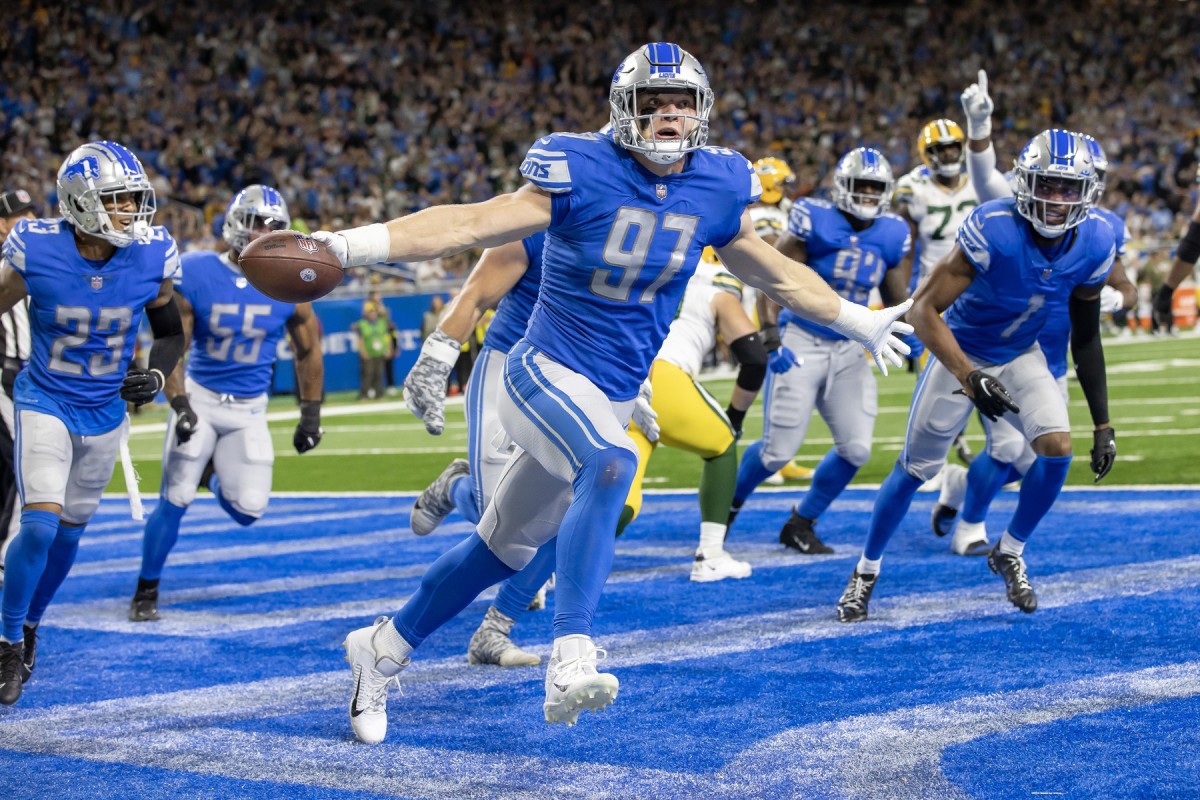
[987,546,1038,613]
[837,569,878,623]
[20,624,36,683]
[129,580,161,622]
[953,433,975,465]
[779,513,834,554]
[931,503,958,537]
[0,640,23,705]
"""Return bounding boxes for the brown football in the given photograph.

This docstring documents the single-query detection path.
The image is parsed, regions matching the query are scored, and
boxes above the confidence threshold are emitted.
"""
[239,231,344,303]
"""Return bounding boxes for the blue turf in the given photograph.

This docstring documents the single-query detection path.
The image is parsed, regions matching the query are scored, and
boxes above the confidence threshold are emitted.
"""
[1,488,1197,799]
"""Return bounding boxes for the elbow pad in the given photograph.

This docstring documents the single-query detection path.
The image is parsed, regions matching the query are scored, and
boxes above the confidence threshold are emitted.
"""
[730,332,769,392]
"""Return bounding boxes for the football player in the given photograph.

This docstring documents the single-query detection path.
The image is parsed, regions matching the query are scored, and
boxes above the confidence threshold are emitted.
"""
[838,129,1116,624]
[315,42,912,741]
[128,185,325,622]
[0,141,185,705]
[728,148,911,555]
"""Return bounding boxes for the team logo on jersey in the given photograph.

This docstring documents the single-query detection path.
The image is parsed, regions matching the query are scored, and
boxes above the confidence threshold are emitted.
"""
[294,233,318,254]
[90,275,104,290]
[656,184,668,200]
[1042,267,1053,280]
[235,277,248,289]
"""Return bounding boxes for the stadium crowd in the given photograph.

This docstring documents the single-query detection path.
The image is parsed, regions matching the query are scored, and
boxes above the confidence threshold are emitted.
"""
[1,0,1198,280]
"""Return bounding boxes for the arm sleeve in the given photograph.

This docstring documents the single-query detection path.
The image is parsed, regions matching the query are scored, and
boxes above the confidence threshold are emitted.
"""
[146,296,186,378]
[1070,294,1109,426]
[966,143,1014,203]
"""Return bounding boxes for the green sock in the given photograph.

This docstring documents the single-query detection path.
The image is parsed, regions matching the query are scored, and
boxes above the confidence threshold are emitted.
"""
[699,441,738,525]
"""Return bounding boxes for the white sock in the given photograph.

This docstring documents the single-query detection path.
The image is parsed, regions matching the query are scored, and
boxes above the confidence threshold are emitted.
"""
[856,555,882,576]
[697,521,727,556]
[998,531,1025,557]
[553,634,592,662]
[373,619,414,672]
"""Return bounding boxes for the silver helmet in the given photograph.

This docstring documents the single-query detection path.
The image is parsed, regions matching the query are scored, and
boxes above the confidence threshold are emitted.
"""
[832,147,895,220]
[1081,133,1109,203]
[56,140,156,248]
[609,42,714,165]
[222,184,291,253]
[1013,129,1098,238]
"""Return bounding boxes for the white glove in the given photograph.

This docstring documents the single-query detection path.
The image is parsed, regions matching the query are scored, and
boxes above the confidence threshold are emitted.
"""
[960,69,994,141]
[828,298,914,377]
[312,223,391,268]
[402,329,461,435]
[311,230,350,268]
[632,379,660,442]
[1099,285,1124,314]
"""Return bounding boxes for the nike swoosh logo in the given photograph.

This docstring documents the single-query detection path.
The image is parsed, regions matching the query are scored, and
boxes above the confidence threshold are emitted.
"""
[350,675,365,717]
[552,682,571,693]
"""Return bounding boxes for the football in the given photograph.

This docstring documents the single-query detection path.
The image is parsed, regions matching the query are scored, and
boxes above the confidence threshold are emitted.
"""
[239,231,344,303]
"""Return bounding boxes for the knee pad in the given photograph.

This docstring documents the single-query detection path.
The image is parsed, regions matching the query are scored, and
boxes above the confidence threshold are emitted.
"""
[837,443,872,469]
[577,446,638,492]
[228,490,268,525]
[988,437,1028,466]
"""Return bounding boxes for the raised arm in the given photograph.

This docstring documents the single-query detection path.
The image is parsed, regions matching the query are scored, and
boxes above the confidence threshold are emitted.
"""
[961,69,1014,202]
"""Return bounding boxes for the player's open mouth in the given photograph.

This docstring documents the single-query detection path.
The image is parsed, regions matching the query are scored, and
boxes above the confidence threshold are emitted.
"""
[654,126,681,140]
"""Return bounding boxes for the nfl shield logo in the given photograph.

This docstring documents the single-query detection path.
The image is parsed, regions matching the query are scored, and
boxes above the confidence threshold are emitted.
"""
[295,233,319,254]
[1042,268,1053,280]
[90,275,104,290]
[656,184,668,201]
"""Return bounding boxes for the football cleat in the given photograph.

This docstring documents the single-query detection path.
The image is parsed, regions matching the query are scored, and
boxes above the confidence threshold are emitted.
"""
[528,574,553,611]
[987,546,1038,613]
[20,624,37,683]
[344,617,409,744]
[0,640,24,705]
[837,569,878,623]
[779,513,834,555]
[931,503,957,537]
[543,635,619,726]
[690,549,752,583]
[951,519,990,556]
[778,462,815,481]
[410,458,470,536]
[468,607,541,667]
[129,585,160,622]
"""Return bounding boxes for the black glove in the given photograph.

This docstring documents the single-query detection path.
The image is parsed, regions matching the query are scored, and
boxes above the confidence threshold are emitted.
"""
[170,395,199,445]
[955,370,1019,422]
[761,323,781,353]
[725,405,746,438]
[120,367,165,406]
[1091,427,1116,482]
[1152,284,1175,321]
[294,400,322,454]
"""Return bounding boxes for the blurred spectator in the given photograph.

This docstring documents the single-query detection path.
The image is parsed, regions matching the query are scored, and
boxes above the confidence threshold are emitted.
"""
[368,290,400,396]
[355,302,390,400]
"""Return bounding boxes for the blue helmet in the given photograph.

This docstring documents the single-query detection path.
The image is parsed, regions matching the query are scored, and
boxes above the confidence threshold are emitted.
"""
[1013,129,1098,238]
[833,147,895,220]
[222,184,290,253]
[56,140,156,248]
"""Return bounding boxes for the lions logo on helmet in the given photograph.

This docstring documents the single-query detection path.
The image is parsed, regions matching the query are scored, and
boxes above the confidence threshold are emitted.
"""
[222,184,291,253]
[832,148,895,221]
[609,42,714,165]
[917,119,967,179]
[753,157,795,206]
[56,140,156,248]
[1013,129,1097,238]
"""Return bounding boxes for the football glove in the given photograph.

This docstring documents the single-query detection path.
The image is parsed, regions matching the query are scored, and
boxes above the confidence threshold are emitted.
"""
[170,395,199,445]
[1152,284,1175,320]
[955,370,1020,421]
[120,367,165,406]
[1090,427,1116,482]
[827,297,913,376]
[768,346,800,374]
[960,69,994,140]
[310,230,349,268]
[294,400,323,454]
[632,379,660,443]
[403,329,460,435]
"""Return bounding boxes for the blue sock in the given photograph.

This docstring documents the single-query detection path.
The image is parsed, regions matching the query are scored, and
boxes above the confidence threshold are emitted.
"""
[139,499,188,581]
[553,448,637,638]
[494,538,557,622]
[733,440,776,506]
[961,453,1012,524]
[797,451,859,520]
[26,521,87,625]
[391,532,516,649]
[450,475,480,526]
[1007,454,1073,541]
[1,509,59,641]
[210,474,257,527]
[862,463,925,561]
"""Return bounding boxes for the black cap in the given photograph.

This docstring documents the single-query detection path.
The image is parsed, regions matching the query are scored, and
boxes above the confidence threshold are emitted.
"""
[0,190,35,217]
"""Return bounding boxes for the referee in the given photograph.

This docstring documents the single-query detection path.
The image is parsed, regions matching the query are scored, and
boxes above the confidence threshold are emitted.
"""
[0,190,35,583]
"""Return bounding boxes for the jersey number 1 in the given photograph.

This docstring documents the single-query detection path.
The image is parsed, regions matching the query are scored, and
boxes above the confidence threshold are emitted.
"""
[592,208,699,304]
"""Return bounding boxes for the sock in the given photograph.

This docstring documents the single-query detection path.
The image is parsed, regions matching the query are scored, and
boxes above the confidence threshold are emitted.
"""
[139,499,188,582]
[1006,454,1073,541]
[998,531,1025,557]
[450,475,481,526]
[699,441,738,525]
[797,450,859,520]
[493,537,557,621]
[961,453,1012,524]
[210,474,257,527]
[856,555,882,576]
[374,619,414,672]
[25,520,86,626]
[1,510,59,642]
[697,521,727,556]
[553,448,637,638]
[862,463,925,561]
[391,532,516,649]
[733,440,776,506]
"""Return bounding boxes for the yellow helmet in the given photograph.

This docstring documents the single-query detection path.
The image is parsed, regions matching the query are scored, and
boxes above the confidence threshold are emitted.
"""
[753,157,795,205]
[917,119,966,178]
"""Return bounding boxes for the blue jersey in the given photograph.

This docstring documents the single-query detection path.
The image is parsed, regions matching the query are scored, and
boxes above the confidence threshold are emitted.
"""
[1036,208,1128,379]
[179,250,297,397]
[947,199,1115,365]
[2,218,179,435]
[482,231,546,353]
[519,132,759,399]
[778,198,911,339]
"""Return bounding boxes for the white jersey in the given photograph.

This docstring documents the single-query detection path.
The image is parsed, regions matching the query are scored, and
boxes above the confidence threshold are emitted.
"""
[654,276,731,378]
[750,202,789,241]
[894,166,979,285]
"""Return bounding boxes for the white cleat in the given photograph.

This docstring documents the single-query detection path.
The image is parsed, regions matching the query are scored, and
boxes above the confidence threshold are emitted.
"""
[410,459,470,536]
[468,607,541,667]
[951,519,991,556]
[690,549,752,583]
[543,635,619,726]
[344,617,409,744]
